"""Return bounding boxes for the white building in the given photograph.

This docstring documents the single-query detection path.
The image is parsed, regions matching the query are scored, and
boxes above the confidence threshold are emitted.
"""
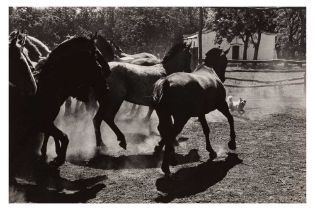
[183,30,277,60]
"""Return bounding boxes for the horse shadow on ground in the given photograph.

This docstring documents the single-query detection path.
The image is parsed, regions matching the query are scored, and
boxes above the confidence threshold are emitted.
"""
[155,153,243,203]
[10,164,106,203]
[69,149,200,170]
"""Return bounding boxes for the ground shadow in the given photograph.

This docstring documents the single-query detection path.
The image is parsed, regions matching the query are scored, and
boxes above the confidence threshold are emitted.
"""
[178,137,189,143]
[10,163,107,203]
[155,153,243,203]
[11,182,105,203]
[70,149,200,170]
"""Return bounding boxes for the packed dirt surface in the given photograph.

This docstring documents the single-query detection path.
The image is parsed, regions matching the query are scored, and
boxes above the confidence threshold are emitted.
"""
[10,67,306,203]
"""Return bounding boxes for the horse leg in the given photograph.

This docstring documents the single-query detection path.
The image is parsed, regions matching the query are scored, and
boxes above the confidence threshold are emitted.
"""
[155,109,174,176]
[41,134,49,160]
[128,104,137,117]
[93,108,106,148]
[134,105,142,118]
[199,115,217,160]
[143,106,154,122]
[79,102,85,114]
[95,99,127,150]
[104,112,127,150]
[217,101,236,150]
[154,114,188,154]
[74,100,81,117]
[64,97,72,117]
[45,124,69,166]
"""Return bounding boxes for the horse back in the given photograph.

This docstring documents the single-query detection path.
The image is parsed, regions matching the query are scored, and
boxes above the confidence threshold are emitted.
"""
[162,71,226,116]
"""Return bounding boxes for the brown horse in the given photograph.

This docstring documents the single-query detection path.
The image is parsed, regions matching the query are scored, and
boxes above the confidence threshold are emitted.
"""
[93,42,192,150]
[152,47,234,175]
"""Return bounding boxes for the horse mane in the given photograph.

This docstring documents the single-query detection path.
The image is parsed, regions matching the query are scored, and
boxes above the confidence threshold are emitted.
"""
[110,40,124,54]
[27,35,51,56]
[162,42,187,65]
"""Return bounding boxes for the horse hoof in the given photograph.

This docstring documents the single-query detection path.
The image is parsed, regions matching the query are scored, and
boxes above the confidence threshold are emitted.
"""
[228,141,236,150]
[170,158,178,166]
[119,141,127,150]
[209,151,217,160]
[50,157,65,167]
[162,168,171,177]
[173,140,179,146]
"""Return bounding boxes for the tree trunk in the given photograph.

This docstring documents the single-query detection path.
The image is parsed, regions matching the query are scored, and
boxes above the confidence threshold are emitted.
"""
[242,34,250,60]
[108,7,115,40]
[198,7,203,64]
[253,31,262,60]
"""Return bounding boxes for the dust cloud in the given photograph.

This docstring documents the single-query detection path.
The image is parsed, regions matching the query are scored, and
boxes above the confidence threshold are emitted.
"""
[45,100,160,161]
[45,66,306,161]
[206,66,306,122]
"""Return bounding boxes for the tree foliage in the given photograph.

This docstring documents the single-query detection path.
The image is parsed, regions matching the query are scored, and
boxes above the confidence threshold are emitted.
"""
[9,7,203,57]
[210,7,305,60]
[9,7,306,60]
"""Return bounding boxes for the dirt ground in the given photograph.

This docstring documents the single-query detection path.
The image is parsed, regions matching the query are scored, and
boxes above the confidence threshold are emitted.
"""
[10,67,306,203]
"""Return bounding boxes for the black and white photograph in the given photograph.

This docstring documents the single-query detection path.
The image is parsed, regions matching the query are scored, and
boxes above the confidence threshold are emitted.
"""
[6,1,310,205]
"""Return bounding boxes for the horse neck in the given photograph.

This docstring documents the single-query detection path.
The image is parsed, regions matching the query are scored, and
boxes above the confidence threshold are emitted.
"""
[163,59,188,75]
[10,52,37,96]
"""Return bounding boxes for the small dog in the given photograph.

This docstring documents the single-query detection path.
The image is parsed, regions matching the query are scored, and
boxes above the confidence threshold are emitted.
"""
[227,96,246,114]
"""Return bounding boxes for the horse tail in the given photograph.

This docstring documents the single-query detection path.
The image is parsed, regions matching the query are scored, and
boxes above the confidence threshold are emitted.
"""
[152,78,170,107]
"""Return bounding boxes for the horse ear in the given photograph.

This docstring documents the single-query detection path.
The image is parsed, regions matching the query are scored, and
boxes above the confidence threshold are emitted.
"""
[223,46,230,55]
[11,36,18,45]
[20,34,26,46]
[90,32,98,42]
[185,42,192,51]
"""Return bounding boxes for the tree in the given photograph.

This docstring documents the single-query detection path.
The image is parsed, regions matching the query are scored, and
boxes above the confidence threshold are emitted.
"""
[275,8,306,59]
[211,8,277,60]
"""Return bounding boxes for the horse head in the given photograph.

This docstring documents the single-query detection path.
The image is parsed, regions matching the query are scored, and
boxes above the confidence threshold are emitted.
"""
[109,40,124,58]
[37,35,111,105]
[162,42,192,75]
[9,35,37,96]
[94,34,115,62]
[204,47,229,82]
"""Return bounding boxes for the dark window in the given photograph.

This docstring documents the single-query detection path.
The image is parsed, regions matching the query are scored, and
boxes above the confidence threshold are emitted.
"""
[232,46,240,60]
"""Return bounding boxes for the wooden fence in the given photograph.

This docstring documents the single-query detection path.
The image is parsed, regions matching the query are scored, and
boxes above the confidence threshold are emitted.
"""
[221,59,306,94]
[227,59,306,67]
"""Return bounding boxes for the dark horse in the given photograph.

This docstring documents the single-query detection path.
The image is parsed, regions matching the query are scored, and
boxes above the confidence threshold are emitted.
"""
[62,34,115,117]
[152,47,234,175]
[9,30,50,63]
[9,32,39,184]
[93,42,192,150]
[24,35,111,167]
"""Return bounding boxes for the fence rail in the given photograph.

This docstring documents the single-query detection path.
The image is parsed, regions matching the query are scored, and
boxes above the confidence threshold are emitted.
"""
[225,82,304,88]
[226,69,305,73]
[227,59,306,66]
[224,61,306,94]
